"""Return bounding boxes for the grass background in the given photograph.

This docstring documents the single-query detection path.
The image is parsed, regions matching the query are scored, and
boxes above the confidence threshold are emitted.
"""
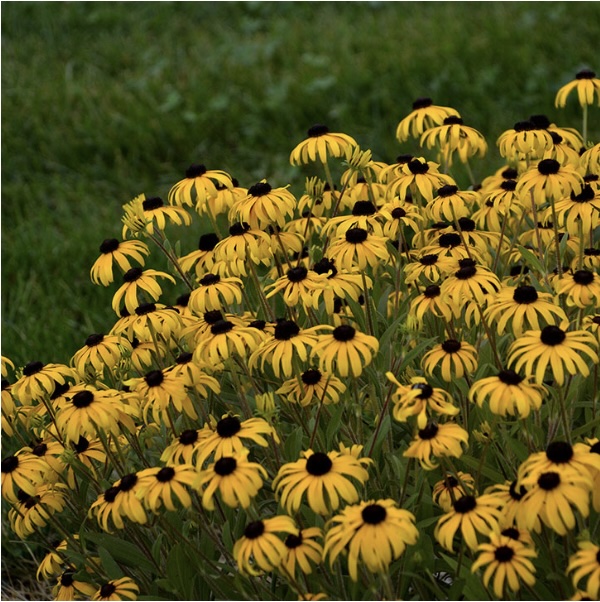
[2,1,600,368]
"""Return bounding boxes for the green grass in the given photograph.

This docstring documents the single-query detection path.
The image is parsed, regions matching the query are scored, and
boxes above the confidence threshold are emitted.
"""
[2,1,599,367]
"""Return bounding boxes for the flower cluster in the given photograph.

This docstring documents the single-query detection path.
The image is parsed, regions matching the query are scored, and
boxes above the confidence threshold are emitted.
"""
[2,69,600,601]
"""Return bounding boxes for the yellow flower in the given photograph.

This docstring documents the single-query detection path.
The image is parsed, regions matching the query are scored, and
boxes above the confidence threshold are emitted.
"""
[421,339,478,382]
[90,239,150,286]
[403,422,469,470]
[290,124,357,165]
[111,268,176,315]
[567,541,600,600]
[395,97,460,142]
[168,163,233,212]
[555,69,600,107]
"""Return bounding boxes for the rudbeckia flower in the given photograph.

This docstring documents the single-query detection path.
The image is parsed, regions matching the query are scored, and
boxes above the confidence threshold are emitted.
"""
[36,539,69,581]
[8,484,68,538]
[432,472,476,512]
[555,269,600,308]
[178,232,223,277]
[188,273,243,313]
[194,318,263,366]
[469,369,546,418]
[273,449,370,515]
[386,373,459,428]
[90,239,150,286]
[581,143,600,175]
[507,324,598,385]
[11,362,75,406]
[379,198,424,240]
[92,577,140,601]
[426,184,480,222]
[420,116,487,166]
[135,464,197,512]
[290,124,357,166]
[195,449,267,510]
[111,268,176,315]
[471,531,537,598]
[388,158,456,203]
[434,493,503,551]
[310,257,367,315]
[311,324,379,378]
[396,97,460,142]
[122,194,192,238]
[403,253,455,284]
[52,571,96,601]
[516,469,591,535]
[497,120,554,161]
[323,499,418,581]
[279,527,323,577]
[516,158,584,207]
[555,69,600,107]
[160,428,209,466]
[126,302,183,341]
[229,180,296,230]
[567,541,600,600]
[276,368,346,407]
[248,320,322,379]
[168,163,233,212]
[194,414,279,467]
[421,338,478,382]
[233,515,297,576]
[264,266,329,310]
[71,333,131,379]
[553,184,600,237]
[403,421,469,470]
[326,227,390,270]
[440,258,500,305]
[484,284,567,336]
[321,199,385,237]
[408,284,459,325]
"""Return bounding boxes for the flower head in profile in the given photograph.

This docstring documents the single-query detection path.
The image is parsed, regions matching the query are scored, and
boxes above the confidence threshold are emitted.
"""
[279,527,323,577]
[264,266,329,310]
[122,194,191,238]
[326,227,390,270]
[90,239,150,286]
[111,268,176,315]
[323,499,418,581]
[188,273,243,313]
[497,120,554,161]
[553,183,600,236]
[92,577,140,601]
[273,449,371,515]
[471,531,537,598]
[71,333,131,380]
[233,515,297,576]
[8,484,68,538]
[168,163,233,212]
[567,540,600,600]
[555,69,600,107]
[421,338,478,382]
[396,97,460,142]
[276,368,346,407]
[387,158,456,203]
[135,464,197,512]
[290,124,357,165]
[52,571,96,601]
[432,472,476,512]
[403,421,469,470]
[555,269,600,309]
[213,221,272,277]
[516,158,583,206]
[11,362,75,406]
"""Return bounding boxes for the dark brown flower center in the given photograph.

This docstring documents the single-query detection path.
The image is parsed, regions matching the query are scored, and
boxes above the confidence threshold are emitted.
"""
[573,270,594,285]
[72,436,90,454]
[185,164,207,178]
[248,182,272,197]
[514,121,534,132]
[179,429,199,445]
[216,416,242,437]
[123,267,143,282]
[418,423,439,440]
[362,503,387,524]
[72,390,94,408]
[424,285,441,298]
[156,467,175,482]
[509,480,526,500]
[31,443,48,457]
[99,238,120,254]
[419,254,439,266]
[200,273,221,286]
[1,455,18,473]
[538,471,560,490]
[313,257,337,278]
[145,370,164,387]
[306,452,333,476]
[441,339,461,353]
[352,201,376,216]
[333,325,356,342]
[438,233,462,248]
[391,207,407,219]
[501,527,520,540]
[412,97,433,110]
[537,159,560,175]
[494,546,515,562]
[211,320,234,335]
[249,319,266,330]
[100,583,117,598]
[104,486,120,503]
[540,325,566,346]
[198,233,220,251]
[23,361,44,376]
[498,370,523,386]
[513,285,538,304]
[500,179,517,191]
[204,310,224,324]
[443,116,463,126]
[529,114,551,129]
[307,124,329,137]
[244,520,265,539]
[437,184,458,197]
[285,533,303,548]
[412,383,433,398]
[502,168,519,179]
[60,572,75,587]
[229,222,251,236]
[118,474,138,492]
[287,267,308,283]
[301,369,322,386]
[546,441,573,463]
[576,69,596,79]
[143,196,164,211]
[453,495,477,513]
[345,227,369,244]
[274,320,300,340]
[214,457,237,476]
[408,159,429,175]
[85,333,104,347]
[176,352,193,365]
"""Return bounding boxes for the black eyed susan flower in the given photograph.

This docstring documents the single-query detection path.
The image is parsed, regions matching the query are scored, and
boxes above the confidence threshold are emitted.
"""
[403,253,455,285]
[111,268,176,315]
[469,369,546,418]
[71,333,131,379]
[92,577,140,601]
[409,283,459,325]
[484,480,532,529]
[379,198,424,240]
[420,116,487,166]
[507,324,599,385]
[552,184,600,236]
[195,448,267,510]
[497,120,554,161]
[311,257,367,315]
[276,368,346,407]
[188,273,243,313]
[168,163,233,211]
[135,464,197,512]
[432,472,476,512]
[544,130,582,166]
[426,184,480,222]
[55,387,123,442]
[326,227,390,270]
[178,232,223,277]
[386,374,459,428]
[248,320,322,379]
[290,124,357,165]
[160,428,209,466]
[484,284,568,337]
[213,221,273,277]
[323,499,418,582]
[127,302,183,342]
[419,230,487,264]
[279,527,323,577]
[555,69,600,107]
[194,318,263,366]
[36,538,69,581]
[567,541,600,600]
[90,239,150,286]
[396,97,460,142]
[516,469,591,535]
[229,180,296,230]
[25,439,66,483]
[8,484,68,538]
[581,143,600,175]
[421,338,478,382]
[471,531,537,598]
[434,493,503,551]
[89,484,127,532]
[122,194,192,238]
[233,515,297,576]
[403,421,469,470]
[273,449,371,515]
[388,158,456,204]
[575,247,600,272]
[555,269,600,309]
[264,266,329,310]
[53,570,96,601]
[440,258,501,306]
[517,158,584,207]
[166,352,221,396]
[310,324,379,378]
[194,414,279,467]
[11,362,75,406]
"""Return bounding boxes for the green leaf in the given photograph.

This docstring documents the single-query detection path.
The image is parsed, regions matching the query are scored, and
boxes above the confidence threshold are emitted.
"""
[325,403,345,447]
[83,533,155,573]
[97,546,123,580]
